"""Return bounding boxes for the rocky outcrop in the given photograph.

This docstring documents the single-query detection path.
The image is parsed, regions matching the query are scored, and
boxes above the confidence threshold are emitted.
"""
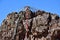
[0,6,60,40]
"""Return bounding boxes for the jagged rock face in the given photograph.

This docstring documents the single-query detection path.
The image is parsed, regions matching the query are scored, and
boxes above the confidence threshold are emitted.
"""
[0,6,60,40]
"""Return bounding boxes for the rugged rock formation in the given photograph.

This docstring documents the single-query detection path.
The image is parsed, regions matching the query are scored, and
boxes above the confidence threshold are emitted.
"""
[0,6,60,40]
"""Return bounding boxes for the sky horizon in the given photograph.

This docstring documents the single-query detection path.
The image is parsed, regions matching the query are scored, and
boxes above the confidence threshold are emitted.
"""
[0,0,60,25]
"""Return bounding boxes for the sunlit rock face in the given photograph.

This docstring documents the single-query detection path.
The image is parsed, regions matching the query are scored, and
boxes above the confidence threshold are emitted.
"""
[0,6,60,40]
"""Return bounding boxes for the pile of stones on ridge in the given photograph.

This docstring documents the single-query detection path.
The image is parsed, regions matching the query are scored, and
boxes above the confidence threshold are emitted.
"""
[0,6,60,40]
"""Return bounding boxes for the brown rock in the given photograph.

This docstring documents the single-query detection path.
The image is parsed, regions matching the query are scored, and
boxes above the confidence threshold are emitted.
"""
[0,6,60,40]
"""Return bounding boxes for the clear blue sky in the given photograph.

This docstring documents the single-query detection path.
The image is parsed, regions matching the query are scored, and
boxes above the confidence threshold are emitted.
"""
[0,0,60,25]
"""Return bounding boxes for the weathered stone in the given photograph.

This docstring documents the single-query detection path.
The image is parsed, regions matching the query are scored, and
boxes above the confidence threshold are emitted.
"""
[0,6,60,40]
